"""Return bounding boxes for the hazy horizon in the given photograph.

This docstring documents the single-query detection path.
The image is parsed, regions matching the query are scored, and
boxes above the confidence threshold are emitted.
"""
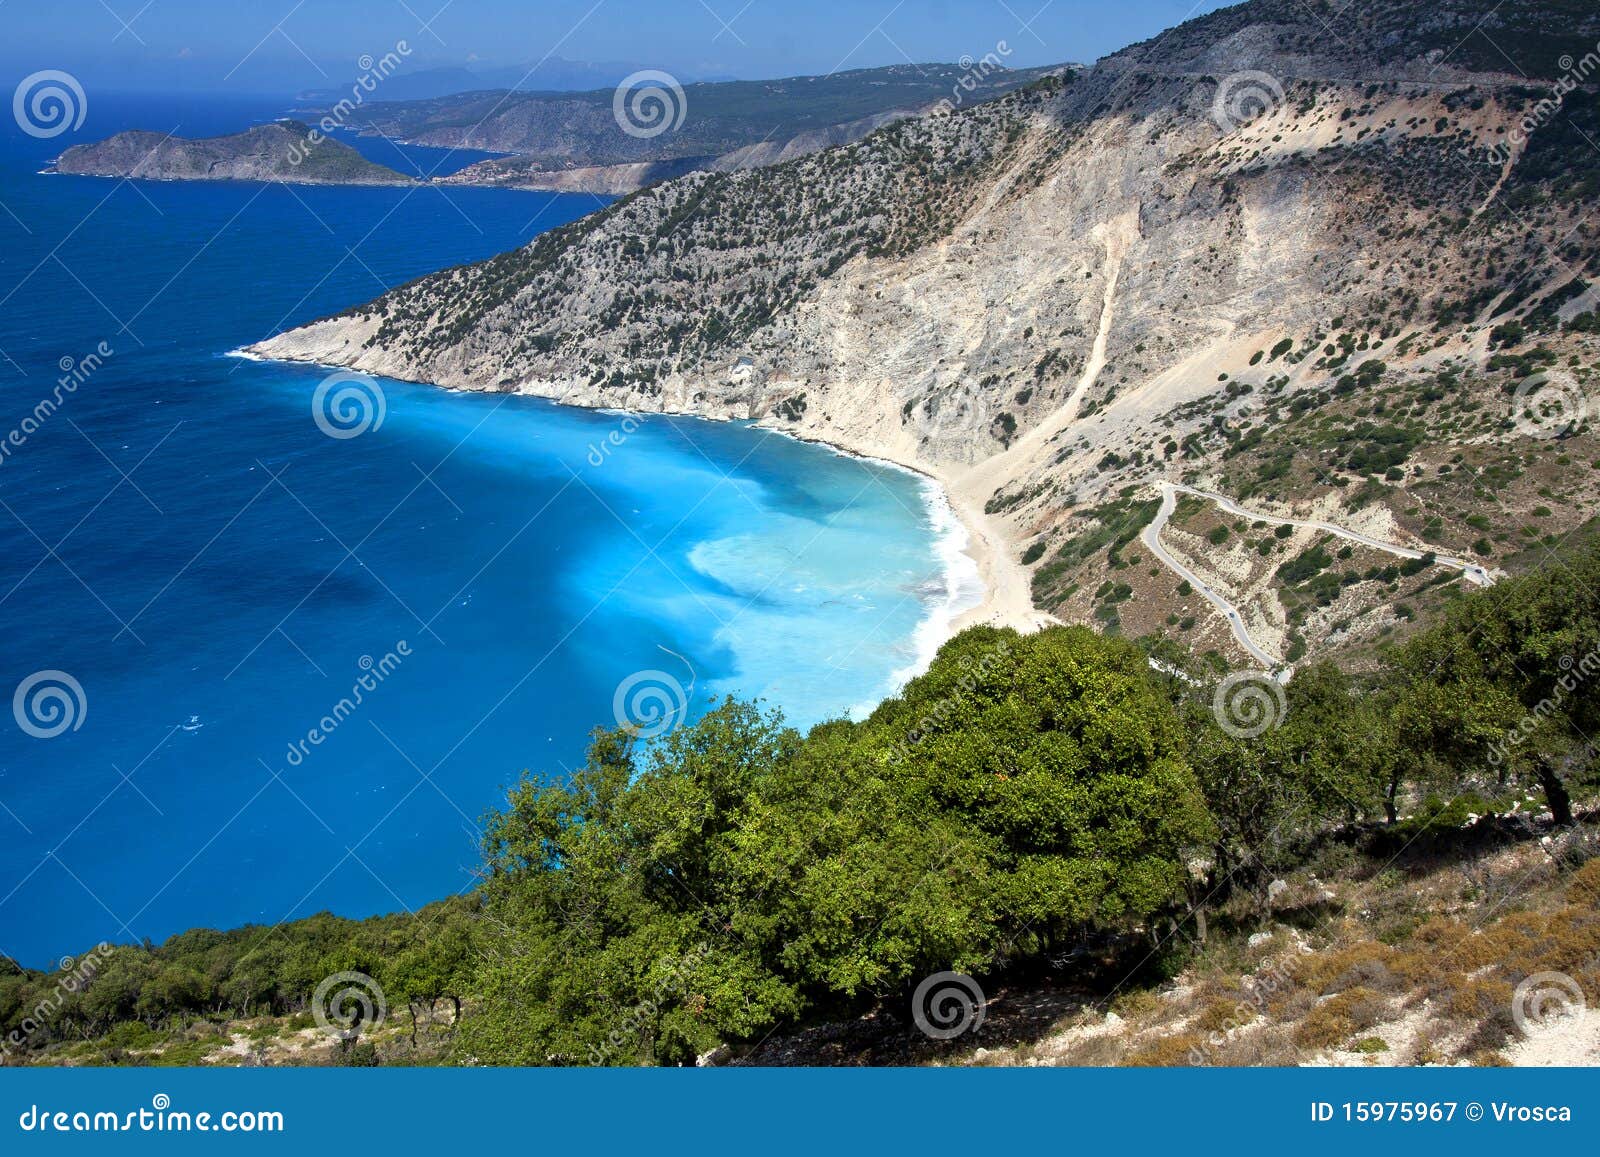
[2,0,1229,97]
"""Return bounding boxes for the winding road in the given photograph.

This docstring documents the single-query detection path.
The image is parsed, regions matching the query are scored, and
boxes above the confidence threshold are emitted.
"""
[1141,481,1497,670]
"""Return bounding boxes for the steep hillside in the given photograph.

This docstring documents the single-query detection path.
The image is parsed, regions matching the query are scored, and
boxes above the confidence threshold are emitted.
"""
[728,831,1600,1068]
[252,0,1600,667]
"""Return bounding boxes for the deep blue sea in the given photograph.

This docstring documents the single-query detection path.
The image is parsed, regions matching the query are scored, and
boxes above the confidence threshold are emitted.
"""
[0,93,975,967]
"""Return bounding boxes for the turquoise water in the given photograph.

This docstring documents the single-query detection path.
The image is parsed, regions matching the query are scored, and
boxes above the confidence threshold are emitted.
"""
[0,94,971,967]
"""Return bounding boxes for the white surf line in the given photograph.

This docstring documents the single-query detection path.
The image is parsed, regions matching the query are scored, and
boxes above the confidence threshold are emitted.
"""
[1142,483,1281,670]
[1164,482,1496,587]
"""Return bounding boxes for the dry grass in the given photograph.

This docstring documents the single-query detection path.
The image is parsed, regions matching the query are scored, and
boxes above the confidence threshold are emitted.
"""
[965,828,1600,1068]
[1122,1031,1210,1067]
[1293,987,1391,1049]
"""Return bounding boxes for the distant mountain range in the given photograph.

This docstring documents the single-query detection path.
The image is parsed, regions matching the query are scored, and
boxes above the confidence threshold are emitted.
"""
[297,56,737,103]
[62,61,1072,196]
[313,62,1072,191]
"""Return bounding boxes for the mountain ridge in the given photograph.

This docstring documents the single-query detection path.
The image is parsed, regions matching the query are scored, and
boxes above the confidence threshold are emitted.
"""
[251,0,1600,667]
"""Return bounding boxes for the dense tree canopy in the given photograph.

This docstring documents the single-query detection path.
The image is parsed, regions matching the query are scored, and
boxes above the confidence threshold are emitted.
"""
[459,626,1213,1064]
[3,537,1596,1066]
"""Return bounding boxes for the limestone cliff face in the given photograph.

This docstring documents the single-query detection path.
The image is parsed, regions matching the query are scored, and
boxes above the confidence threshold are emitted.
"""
[251,0,1600,659]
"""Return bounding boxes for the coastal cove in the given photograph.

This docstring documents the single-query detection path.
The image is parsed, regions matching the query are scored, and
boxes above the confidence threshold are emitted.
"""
[0,95,981,968]
[240,342,1045,645]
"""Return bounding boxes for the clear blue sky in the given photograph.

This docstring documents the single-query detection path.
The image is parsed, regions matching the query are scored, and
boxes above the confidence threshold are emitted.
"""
[2,0,1230,94]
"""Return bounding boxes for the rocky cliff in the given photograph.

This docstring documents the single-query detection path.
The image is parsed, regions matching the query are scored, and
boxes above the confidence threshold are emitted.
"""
[251,0,1600,667]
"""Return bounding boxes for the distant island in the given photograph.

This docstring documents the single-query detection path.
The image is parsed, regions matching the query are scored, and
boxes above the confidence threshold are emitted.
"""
[8,0,1600,1072]
[53,120,414,186]
[49,64,1061,196]
[326,61,1066,194]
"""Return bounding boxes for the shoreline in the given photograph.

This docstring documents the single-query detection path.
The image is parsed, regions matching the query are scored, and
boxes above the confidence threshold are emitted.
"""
[231,343,1052,670]
[753,421,1054,642]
